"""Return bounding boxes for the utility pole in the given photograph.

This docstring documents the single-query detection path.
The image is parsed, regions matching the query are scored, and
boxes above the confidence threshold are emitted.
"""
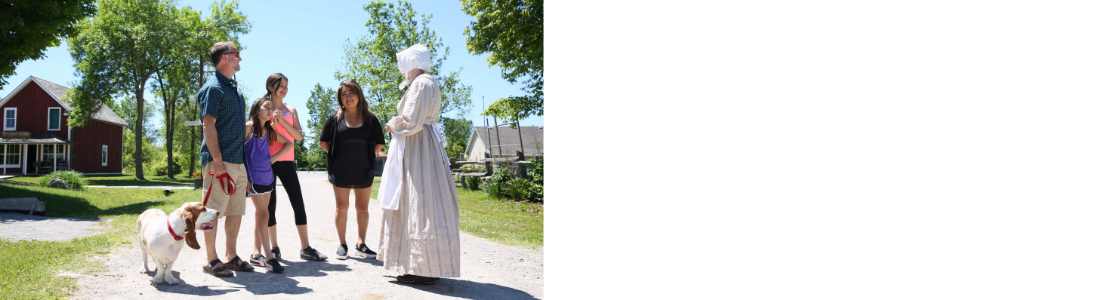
[492,116,502,159]
[515,113,525,161]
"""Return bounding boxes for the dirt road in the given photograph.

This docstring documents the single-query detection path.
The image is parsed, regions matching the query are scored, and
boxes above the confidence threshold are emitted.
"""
[71,172,543,299]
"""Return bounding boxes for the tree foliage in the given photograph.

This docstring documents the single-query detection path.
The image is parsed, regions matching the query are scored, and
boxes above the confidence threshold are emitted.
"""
[66,0,250,179]
[441,115,472,159]
[335,0,472,146]
[461,0,543,120]
[305,84,337,144]
[0,0,97,88]
[110,96,158,174]
[304,83,338,168]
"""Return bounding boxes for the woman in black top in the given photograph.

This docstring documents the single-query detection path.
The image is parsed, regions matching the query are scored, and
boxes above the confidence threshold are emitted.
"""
[319,79,386,260]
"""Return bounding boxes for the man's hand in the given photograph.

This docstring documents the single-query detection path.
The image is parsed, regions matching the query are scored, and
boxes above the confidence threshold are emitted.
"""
[211,160,227,178]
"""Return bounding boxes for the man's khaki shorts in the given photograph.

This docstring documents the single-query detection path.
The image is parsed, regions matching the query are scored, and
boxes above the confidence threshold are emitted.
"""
[201,162,247,218]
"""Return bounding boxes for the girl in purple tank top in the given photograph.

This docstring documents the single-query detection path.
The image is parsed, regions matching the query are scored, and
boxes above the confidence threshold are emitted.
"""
[243,98,292,273]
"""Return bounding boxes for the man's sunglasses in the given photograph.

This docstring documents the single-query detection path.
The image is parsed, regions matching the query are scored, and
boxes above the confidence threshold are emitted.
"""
[223,51,240,59]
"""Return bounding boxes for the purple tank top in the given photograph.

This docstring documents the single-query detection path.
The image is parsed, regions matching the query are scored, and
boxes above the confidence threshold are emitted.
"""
[244,134,275,185]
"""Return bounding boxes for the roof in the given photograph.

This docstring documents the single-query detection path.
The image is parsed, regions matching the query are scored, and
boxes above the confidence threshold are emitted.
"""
[468,126,544,157]
[0,134,73,145]
[0,76,128,127]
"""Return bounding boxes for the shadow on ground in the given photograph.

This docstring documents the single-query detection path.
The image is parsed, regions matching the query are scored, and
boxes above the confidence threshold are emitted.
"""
[388,277,538,300]
[144,268,316,296]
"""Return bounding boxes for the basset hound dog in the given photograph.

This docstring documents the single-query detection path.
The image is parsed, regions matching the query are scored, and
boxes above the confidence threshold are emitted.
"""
[137,202,219,285]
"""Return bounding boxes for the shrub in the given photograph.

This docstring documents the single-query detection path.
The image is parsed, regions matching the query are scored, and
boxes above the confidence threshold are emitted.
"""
[461,163,486,173]
[484,167,513,199]
[482,162,544,201]
[464,175,481,190]
[37,170,87,190]
[150,158,183,176]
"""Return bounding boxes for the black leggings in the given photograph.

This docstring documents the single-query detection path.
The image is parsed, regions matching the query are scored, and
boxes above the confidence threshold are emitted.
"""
[268,161,307,226]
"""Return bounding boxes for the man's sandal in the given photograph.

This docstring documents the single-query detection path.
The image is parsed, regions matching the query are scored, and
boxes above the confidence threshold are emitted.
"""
[224,256,255,272]
[203,259,234,277]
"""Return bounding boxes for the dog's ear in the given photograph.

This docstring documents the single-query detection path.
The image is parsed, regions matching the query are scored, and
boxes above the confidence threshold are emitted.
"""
[183,205,200,250]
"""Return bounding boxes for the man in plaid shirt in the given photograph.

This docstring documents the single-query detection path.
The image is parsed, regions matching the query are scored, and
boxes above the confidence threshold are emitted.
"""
[197,41,254,277]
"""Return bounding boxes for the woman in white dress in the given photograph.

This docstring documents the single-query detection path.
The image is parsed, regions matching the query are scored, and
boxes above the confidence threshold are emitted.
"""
[377,44,461,285]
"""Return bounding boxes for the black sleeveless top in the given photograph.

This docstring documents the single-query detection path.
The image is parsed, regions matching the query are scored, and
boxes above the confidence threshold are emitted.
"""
[320,112,386,188]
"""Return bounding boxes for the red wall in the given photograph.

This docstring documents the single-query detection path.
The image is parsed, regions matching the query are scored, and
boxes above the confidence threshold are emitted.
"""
[1,81,70,135]
[71,120,123,173]
[2,80,123,174]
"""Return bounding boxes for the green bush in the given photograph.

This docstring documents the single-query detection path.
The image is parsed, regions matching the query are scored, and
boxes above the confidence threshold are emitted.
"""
[484,167,513,199]
[530,156,543,185]
[482,160,544,201]
[460,163,486,173]
[37,170,87,190]
[150,158,183,176]
[464,175,481,190]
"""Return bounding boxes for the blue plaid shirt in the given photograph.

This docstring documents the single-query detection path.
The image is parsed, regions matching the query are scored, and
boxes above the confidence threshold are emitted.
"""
[199,72,246,167]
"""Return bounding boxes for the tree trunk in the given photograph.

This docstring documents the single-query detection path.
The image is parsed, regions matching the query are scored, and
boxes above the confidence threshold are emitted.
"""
[165,99,175,179]
[190,55,202,176]
[134,85,146,180]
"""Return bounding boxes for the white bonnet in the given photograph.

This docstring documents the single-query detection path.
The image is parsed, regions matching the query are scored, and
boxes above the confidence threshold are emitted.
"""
[397,44,430,89]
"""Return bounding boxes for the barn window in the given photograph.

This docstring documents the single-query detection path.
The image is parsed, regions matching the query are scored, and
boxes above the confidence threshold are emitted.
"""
[102,145,108,166]
[3,107,14,131]
[48,107,61,131]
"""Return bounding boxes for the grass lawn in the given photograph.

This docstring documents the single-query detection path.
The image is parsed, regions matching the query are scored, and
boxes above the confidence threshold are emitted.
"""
[0,183,199,299]
[7,174,193,186]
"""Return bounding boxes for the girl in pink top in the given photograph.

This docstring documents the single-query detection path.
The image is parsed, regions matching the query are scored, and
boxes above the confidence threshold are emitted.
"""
[252,73,327,262]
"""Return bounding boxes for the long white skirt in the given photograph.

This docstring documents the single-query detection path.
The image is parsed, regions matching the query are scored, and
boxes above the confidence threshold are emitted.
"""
[377,124,461,278]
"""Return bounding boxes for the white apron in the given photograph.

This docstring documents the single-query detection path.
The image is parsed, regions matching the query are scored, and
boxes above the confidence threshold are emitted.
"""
[378,122,449,210]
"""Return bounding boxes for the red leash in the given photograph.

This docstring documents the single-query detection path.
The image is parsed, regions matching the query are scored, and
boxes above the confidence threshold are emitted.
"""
[202,171,236,206]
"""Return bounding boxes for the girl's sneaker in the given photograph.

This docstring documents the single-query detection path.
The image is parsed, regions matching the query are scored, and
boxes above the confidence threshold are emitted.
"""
[354,243,377,259]
[266,259,284,273]
[249,254,266,267]
[272,247,282,260]
[335,244,349,260]
[300,246,328,261]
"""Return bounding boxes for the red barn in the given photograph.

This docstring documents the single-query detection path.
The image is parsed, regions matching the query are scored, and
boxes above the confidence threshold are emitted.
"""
[0,76,127,175]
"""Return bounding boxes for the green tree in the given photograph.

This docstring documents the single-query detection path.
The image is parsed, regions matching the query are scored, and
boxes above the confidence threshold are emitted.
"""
[461,0,543,120]
[441,115,472,160]
[153,53,200,178]
[305,83,338,141]
[0,0,97,88]
[66,0,250,180]
[110,96,158,174]
[335,0,472,146]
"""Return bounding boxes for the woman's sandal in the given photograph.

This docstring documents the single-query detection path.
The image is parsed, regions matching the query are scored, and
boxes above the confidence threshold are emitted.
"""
[203,259,234,277]
[224,256,255,272]
[266,258,285,273]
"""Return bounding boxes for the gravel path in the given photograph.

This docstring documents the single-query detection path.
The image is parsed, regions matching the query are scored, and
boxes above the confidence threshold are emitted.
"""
[0,213,109,241]
[69,172,542,299]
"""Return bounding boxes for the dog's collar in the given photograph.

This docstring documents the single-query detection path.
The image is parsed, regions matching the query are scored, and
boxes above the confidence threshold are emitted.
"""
[167,218,183,241]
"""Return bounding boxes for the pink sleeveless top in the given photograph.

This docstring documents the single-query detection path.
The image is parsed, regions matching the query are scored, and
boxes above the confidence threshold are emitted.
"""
[269,110,295,161]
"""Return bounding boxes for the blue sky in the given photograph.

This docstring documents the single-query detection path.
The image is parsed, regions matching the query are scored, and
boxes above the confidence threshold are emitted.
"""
[0,0,542,143]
